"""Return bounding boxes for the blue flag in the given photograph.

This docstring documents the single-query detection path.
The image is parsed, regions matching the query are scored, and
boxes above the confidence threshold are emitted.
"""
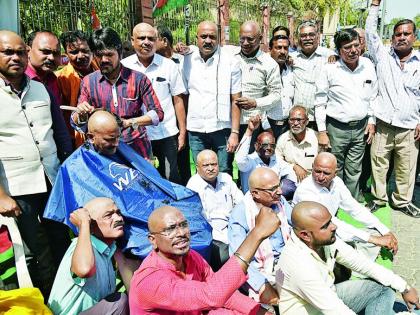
[44,142,212,260]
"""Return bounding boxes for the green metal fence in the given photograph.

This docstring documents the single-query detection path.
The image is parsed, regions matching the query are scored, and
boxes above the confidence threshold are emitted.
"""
[19,0,136,41]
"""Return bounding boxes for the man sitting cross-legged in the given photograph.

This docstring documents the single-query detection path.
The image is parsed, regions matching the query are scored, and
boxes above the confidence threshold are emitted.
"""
[276,201,420,315]
[129,205,282,314]
[48,197,129,315]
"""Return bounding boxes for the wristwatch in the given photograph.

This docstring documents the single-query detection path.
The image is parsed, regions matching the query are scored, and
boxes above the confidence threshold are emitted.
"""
[130,118,139,130]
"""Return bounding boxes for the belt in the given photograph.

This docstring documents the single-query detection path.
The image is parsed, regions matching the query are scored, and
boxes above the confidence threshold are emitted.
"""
[326,116,367,127]
[268,117,286,126]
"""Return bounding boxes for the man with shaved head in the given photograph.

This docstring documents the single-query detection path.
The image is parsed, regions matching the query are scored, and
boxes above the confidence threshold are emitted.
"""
[0,30,70,296]
[293,152,399,262]
[276,201,420,314]
[130,204,281,314]
[48,197,128,314]
[234,21,282,150]
[122,23,186,183]
[183,20,242,174]
[228,167,292,308]
[236,115,296,195]
[187,149,243,270]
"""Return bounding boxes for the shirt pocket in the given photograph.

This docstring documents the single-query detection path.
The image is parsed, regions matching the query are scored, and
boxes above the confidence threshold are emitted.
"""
[119,96,141,118]
[25,101,51,121]
[152,80,170,102]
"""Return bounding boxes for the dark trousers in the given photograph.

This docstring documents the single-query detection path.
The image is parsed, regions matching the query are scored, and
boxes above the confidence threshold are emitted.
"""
[80,292,129,315]
[267,118,288,141]
[151,135,181,184]
[210,240,230,272]
[14,191,70,299]
[178,142,192,186]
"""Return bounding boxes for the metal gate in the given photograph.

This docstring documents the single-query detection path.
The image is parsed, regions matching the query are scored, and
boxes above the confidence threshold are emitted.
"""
[19,0,136,41]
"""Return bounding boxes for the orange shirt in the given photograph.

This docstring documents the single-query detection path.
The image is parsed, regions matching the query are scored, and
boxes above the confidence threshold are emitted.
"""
[56,61,99,148]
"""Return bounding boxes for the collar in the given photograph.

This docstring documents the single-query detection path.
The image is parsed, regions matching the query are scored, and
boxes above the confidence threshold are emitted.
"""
[389,47,420,62]
[250,151,276,166]
[296,45,323,59]
[194,173,223,191]
[192,46,221,63]
[286,129,312,145]
[311,175,337,192]
[338,57,364,72]
[134,53,162,68]
[237,49,264,62]
[25,63,56,83]
[0,75,30,96]
[99,63,127,83]
[90,235,116,257]
[149,248,195,278]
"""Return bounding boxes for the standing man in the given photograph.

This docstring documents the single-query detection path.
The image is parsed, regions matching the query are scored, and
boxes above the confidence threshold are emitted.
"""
[155,24,191,185]
[56,30,99,148]
[71,27,164,160]
[265,34,294,140]
[276,105,318,182]
[26,30,72,160]
[366,0,420,216]
[290,21,335,127]
[314,29,377,200]
[122,23,186,183]
[0,30,70,297]
[183,21,242,174]
[235,21,282,150]
[187,150,244,270]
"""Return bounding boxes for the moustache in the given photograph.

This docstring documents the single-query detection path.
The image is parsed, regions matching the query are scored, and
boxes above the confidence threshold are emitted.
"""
[113,221,124,228]
[172,236,189,245]
[203,44,213,48]
[43,61,55,67]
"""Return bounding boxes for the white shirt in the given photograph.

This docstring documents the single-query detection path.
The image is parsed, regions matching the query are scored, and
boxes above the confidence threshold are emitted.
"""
[235,135,297,192]
[366,5,420,128]
[314,57,377,131]
[267,64,294,121]
[121,54,186,140]
[291,46,335,120]
[276,231,407,315]
[233,49,282,124]
[276,128,318,172]
[292,176,390,242]
[187,173,244,243]
[183,46,242,133]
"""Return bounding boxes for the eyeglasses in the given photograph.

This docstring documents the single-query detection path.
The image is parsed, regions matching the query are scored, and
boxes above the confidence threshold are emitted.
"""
[150,220,189,238]
[255,183,281,194]
[259,143,276,149]
[289,117,307,123]
[0,49,27,56]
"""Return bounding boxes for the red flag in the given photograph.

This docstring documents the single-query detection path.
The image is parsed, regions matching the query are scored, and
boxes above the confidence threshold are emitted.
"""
[91,0,101,30]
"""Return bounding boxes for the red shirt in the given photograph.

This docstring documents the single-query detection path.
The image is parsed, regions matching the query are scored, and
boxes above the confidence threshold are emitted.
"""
[129,250,260,315]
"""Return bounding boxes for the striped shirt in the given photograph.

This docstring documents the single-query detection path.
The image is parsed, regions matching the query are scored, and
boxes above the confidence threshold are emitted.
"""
[76,65,164,158]
[234,49,282,124]
[290,46,335,121]
[366,5,420,129]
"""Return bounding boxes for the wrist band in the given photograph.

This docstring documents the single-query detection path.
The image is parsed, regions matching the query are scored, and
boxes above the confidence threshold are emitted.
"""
[231,129,240,135]
[234,252,250,267]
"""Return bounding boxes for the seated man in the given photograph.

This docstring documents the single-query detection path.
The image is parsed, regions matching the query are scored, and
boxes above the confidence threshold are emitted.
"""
[44,111,212,263]
[129,204,282,314]
[276,105,318,182]
[293,152,398,262]
[235,115,296,198]
[276,201,420,315]
[48,197,128,315]
[187,149,244,270]
[228,168,292,306]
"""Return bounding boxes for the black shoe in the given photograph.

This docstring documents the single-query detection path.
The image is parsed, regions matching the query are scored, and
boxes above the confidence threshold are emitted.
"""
[390,202,420,218]
[365,200,384,213]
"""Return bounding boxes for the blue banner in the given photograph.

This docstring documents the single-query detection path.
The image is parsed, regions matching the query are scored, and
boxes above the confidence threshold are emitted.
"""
[44,142,212,260]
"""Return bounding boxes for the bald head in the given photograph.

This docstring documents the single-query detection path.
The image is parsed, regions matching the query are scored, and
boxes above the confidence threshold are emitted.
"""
[84,197,116,220]
[249,168,278,190]
[197,149,217,164]
[240,21,262,58]
[0,30,28,80]
[131,23,157,59]
[292,201,329,231]
[196,149,219,183]
[257,132,274,144]
[87,111,120,155]
[312,152,337,188]
[197,21,218,60]
[198,21,217,33]
[313,152,337,169]
[148,205,183,232]
[255,132,276,161]
[240,21,261,36]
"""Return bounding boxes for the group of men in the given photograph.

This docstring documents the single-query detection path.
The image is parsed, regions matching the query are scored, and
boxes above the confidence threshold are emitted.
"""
[0,0,420,313]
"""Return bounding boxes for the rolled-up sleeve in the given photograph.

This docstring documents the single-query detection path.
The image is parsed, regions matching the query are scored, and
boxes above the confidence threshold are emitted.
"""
[140,75,164,126]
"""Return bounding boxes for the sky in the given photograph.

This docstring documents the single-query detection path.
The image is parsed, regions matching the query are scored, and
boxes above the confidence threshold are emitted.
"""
[384,0,419,23]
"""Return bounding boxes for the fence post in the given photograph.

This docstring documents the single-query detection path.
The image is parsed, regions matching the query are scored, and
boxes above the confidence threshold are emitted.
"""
[262,4,270,52]
[136,0,154,25]
[218,0,230,45]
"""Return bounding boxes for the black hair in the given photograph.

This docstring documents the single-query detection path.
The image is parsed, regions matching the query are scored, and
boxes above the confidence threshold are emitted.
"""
[393,19,416,35]
[156,24,174,47]
[269,35,290,49]
[272,25,290,38]
[59,30,90,51]
[27,30,58,47]
[88,27,122,56]
[334,28,359,50]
